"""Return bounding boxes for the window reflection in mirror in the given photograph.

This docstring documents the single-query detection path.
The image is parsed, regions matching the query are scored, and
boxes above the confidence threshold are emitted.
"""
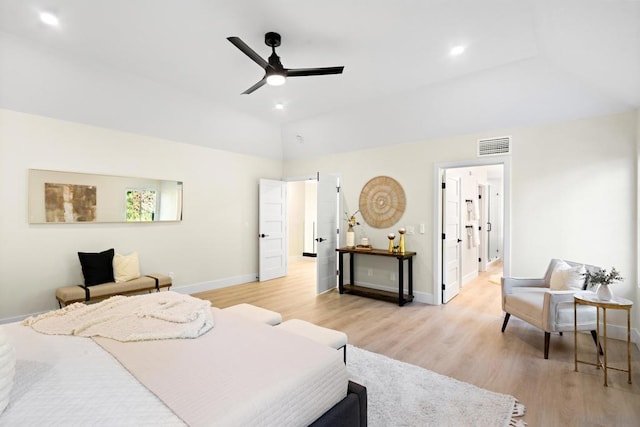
[29,169,183,223]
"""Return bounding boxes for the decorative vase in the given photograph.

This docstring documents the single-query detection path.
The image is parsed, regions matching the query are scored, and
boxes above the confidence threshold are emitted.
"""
[346,225,355,248]
[596,284,613,301]
[398,228,406,254]
[387,233,395,252]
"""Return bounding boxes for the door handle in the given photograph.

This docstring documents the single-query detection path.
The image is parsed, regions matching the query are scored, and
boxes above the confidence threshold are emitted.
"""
[487,222,492,232]
[315,237,326,242]
[259,233,269,238]
[457,238,462,243]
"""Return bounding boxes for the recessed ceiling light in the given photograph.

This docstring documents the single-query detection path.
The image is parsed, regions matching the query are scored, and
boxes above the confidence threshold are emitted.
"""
[275,103,285,110]
[39,12,60,27]
[450,45,465,56]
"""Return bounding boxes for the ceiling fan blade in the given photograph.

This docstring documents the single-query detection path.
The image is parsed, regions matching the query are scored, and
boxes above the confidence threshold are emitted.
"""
[242,77,267,95]
[286,66,344,77]
[227,36,269,69]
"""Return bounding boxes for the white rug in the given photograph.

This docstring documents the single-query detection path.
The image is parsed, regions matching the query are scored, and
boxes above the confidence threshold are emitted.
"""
[347,345,525,427]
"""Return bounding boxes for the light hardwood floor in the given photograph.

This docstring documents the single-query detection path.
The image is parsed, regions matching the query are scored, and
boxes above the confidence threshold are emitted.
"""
[194,259,640,426]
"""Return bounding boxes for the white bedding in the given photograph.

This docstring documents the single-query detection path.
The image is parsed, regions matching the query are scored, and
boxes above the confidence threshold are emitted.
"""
[0,308,348,426]
[94,308,348,426]
[0,322,184,426]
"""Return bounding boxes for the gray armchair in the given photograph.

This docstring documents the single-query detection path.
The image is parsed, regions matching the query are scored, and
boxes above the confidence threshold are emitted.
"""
[501,259,601,359]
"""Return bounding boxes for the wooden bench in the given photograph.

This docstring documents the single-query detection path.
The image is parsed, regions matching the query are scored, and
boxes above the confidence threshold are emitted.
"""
[55,274,172,307]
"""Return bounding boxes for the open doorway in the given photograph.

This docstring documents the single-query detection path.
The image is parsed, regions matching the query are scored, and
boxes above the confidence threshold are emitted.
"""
[257,174,339,294]
[434,158,510,305]
[287,180,318,260]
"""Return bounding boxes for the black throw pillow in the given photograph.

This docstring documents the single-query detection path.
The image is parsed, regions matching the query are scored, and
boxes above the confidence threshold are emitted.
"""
[78,248,115,286]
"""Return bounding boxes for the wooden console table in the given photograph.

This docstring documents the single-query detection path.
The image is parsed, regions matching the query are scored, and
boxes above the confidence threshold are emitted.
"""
[336,247,416,306]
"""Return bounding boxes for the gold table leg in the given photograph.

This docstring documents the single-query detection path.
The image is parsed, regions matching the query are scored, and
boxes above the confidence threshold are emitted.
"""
[603,307,608,387]
[574,299,578,372]
[628,308,632,384]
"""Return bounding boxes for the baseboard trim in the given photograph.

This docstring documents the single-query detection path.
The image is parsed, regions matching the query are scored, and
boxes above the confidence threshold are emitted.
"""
[462,271,479,287]
[596,323,639,344]
[171,273,257,295]
[0,310,48,324]
[633,328,640,352]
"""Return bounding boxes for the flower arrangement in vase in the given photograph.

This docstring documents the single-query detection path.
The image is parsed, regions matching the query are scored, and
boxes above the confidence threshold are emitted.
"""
[344,209,360,248]
[583,267,622,301]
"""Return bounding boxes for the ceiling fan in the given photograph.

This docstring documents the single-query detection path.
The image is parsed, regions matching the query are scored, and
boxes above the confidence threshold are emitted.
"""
[227,32,344,94]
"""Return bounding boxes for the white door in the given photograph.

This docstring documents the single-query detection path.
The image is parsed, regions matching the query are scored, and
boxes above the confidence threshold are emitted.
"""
[488,185,502,262]
[478,184,489,272]
[442,173,462,303]
[316,173,339,294]
[258,179,287,281]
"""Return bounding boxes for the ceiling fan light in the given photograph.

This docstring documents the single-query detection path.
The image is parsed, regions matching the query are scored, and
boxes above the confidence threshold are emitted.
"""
[266,73,286,86]
[39,11,60,27]
[450,45,466,56]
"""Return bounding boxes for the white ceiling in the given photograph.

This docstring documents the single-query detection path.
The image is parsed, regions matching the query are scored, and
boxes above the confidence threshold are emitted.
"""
[0,0,639,159]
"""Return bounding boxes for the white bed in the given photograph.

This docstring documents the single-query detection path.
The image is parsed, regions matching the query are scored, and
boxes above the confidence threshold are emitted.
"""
[0,307,349,426]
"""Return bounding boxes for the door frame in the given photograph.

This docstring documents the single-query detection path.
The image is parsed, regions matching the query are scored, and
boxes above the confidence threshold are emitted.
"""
[433,157,511,305]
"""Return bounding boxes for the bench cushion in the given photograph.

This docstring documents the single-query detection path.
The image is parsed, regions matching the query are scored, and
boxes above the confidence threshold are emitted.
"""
[56,274,171,305]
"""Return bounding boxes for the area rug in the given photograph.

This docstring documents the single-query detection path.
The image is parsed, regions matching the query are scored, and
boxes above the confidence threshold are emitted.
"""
[347,345,525,427]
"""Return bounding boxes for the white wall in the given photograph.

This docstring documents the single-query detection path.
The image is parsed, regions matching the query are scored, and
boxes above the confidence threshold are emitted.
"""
[0,33,283,160]
[0,109,282,319]
[283,110,639,329]
[636,109,640,337]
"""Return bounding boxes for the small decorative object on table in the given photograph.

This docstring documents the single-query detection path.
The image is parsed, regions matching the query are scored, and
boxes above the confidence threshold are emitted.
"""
[387,233,395,253]
[398,228,406,254]
[356,237,372,251]
[345,210,360,248]
[584,267,622,301]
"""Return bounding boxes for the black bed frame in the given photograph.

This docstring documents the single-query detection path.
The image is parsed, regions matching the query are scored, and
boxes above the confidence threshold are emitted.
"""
[309,381,367,427]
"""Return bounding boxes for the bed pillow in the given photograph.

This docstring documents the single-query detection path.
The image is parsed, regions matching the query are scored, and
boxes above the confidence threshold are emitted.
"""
[550,261,586,290]
[113,251,141,283]
[78,248,115,286]
[0,327,15,416]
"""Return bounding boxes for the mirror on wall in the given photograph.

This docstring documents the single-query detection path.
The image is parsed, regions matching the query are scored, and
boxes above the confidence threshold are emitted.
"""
[28,169,183,224]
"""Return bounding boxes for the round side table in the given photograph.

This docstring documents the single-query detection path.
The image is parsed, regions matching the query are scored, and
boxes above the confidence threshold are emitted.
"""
[574,291,633,386]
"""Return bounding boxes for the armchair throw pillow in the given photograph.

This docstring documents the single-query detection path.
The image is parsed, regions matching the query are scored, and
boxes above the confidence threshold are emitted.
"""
[550,261,586,290]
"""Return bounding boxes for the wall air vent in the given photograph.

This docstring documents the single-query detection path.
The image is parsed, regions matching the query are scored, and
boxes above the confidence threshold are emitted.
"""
[477,136,511,157]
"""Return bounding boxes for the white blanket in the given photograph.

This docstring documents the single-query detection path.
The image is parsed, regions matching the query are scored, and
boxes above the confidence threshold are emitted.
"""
[23,291,213,342]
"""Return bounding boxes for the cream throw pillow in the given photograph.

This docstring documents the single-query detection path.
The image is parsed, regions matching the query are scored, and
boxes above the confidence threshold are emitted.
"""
[550,261,586,290]
[113,251,141,283]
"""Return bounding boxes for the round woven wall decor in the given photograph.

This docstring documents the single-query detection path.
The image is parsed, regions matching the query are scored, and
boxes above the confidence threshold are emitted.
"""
[358,176,406,229]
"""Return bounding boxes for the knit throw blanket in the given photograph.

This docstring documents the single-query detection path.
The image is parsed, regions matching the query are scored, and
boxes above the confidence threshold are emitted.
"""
[23,292,213,342]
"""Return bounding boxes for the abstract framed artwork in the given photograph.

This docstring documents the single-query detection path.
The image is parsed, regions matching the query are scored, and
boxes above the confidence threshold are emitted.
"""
[44,183,97,222]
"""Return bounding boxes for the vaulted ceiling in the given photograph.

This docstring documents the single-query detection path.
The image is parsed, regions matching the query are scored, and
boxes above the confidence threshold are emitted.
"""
[1,1,639,159]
